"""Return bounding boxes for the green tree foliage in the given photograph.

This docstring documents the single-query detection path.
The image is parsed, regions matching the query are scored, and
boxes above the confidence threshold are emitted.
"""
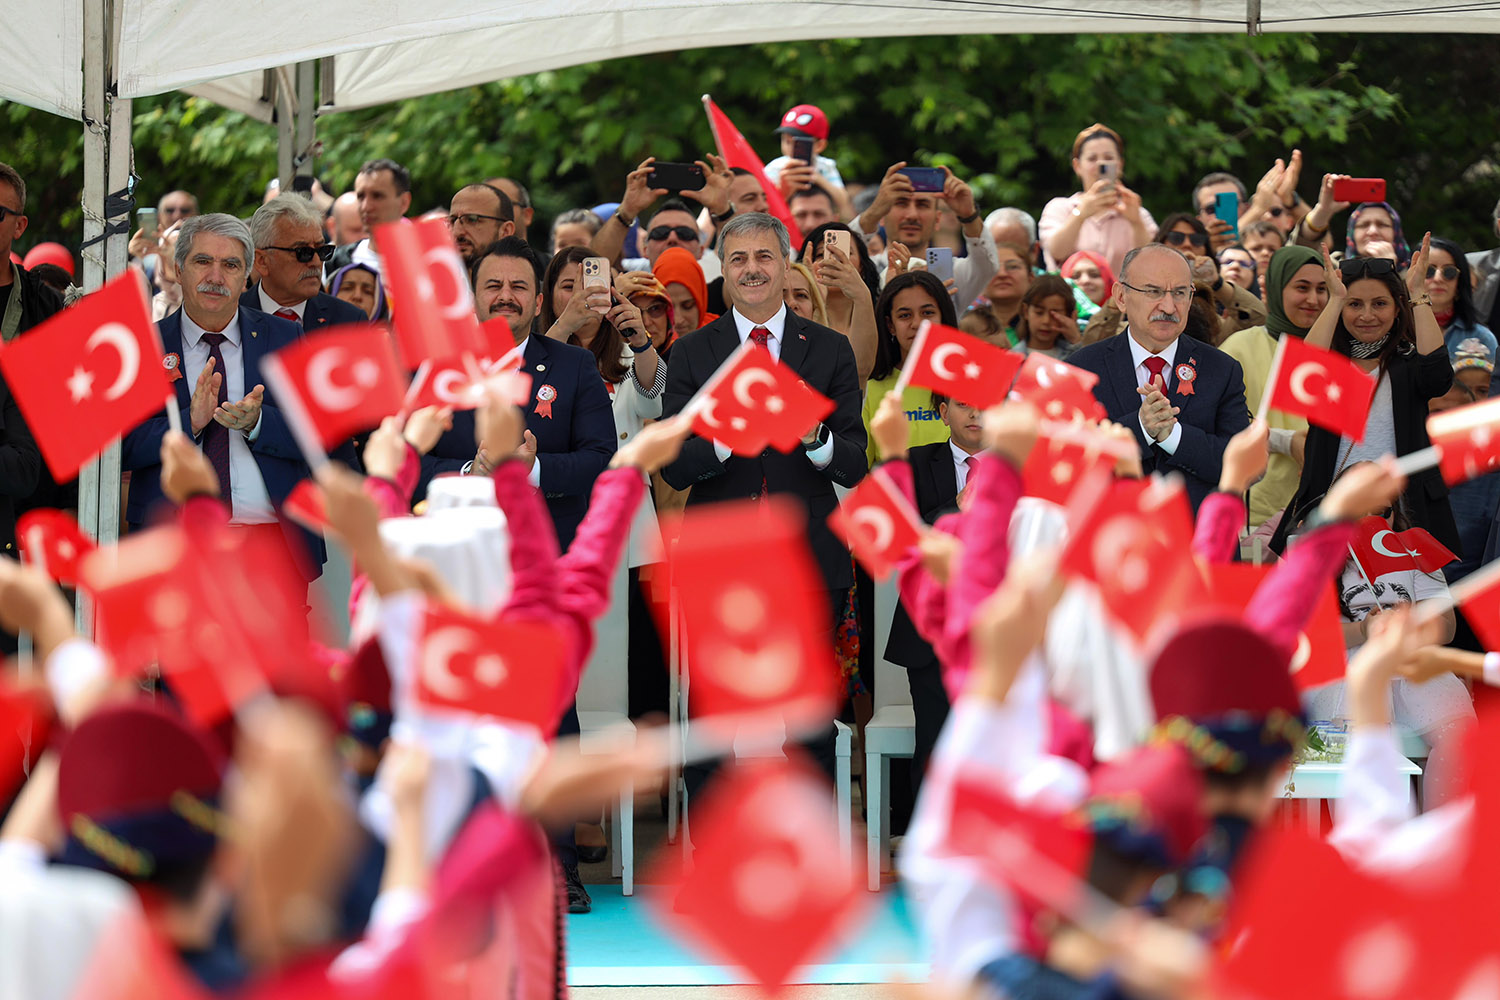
[4,32,1497,258]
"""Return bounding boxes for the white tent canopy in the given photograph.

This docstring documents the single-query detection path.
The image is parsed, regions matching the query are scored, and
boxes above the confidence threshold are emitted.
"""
[10,0,1500,123]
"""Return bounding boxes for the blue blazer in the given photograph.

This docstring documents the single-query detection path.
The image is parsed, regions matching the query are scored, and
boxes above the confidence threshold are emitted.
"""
[421,335,617,551]
[1068,332,1249,512]
[239,287,368,330]
[120,306,325,577]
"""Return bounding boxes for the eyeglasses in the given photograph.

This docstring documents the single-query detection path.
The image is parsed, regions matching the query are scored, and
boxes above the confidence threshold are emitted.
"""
[1162,230,1208,249]
[0,206,22,222]
[1120,281,1193,304]
[1427,265,1461,280]
[648,225,699,243]
[1339,257,1397,280]
[447,213,506,229]
[264,243,334,263]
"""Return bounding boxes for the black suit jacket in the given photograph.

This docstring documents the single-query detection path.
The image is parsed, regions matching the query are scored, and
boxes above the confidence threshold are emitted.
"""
[0,371,40,558]
[1068,331,1249,512]
[883,442,959,671]
[239,287,368,331]
[660,310,868,591]
[422,335,617,550]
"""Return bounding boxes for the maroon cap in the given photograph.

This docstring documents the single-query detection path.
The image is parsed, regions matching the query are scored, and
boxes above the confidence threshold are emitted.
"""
[58,701,224,824]
[1148,612,1302,723]
[1086,742,1206,867]
[774,104,829,141]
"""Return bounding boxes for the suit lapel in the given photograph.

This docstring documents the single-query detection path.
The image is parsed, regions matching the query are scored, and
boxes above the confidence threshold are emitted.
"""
[159,314,191,410]
[778,314,810,374]
[1105,333,1140,416]
[705,313,742,368]
[932,443,959,508]
[238,307,267,379]
[1168,335,1203,421]
[301,295,327,331]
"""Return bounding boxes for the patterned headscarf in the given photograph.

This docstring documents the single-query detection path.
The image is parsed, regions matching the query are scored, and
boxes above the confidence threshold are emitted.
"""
[1344,202,1411,268]
[328,262,387,320]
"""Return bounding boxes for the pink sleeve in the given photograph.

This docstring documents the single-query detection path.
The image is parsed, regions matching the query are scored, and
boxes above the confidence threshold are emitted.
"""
[940,453,1023,697]
[885,459,952,649]
[363,444,421,518]
[492,460,562,623]
[1245,519,1356,656]
[1193,491,1245,565]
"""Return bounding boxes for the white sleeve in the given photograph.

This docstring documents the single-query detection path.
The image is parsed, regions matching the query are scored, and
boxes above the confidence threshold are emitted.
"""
[328,887,430,980]
[43,638,109,714]
[1414,569,1451,603]
[953,223,1000,311]
[470,721,547,813]
[1327,725,1418,862]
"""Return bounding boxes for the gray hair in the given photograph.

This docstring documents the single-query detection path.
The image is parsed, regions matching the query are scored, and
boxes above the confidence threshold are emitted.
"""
[716,211,791,261]
[985,207,1035,243]
[174,213,255,273]
[1119,242,1191,284]
[248,194,325,249]
[555,208,602,235]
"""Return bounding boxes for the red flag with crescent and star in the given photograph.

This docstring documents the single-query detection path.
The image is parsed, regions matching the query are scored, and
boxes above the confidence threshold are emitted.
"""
[682,341,834,455]
[412,603,566,730]
[703,95,804,252]
[16,509,96,587]
[1198,561,1347,693]
[0,270,171,481]
[261,325,408,451]
[1428,395,1500,485]
[376,217,488,369]
[1008,353,1107,423]
[901,321,1023,409]
[1265,335,1376,441]
[1349,515,1457,580]
[1021,420,1136,506]
[827,467,924,578]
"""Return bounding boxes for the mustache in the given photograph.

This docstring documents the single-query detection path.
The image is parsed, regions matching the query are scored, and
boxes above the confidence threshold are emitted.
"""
[300,269,321,282]
[196,281,231,296]
[1149,311,1178,323]
[737,272,770,284]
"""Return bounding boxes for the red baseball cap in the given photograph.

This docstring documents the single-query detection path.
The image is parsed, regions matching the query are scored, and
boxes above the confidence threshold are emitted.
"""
[775,104,829,141]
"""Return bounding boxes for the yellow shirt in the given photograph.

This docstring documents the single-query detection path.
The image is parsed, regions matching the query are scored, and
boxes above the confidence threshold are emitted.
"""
[862,373,950,465]
[1218,325,1309,529]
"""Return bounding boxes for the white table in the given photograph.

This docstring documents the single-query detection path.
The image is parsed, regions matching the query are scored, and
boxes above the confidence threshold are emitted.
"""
[1281,757,1424,833]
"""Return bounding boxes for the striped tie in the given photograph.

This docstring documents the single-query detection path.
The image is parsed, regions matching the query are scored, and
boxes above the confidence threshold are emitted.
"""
[200,333,232,498]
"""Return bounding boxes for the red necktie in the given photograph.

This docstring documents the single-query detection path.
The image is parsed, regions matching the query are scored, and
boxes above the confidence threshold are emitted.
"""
[200,333,232,498]
[958,455,979,510]
[1142,355,1169,395]
[274,307,300,327]
[750,327,772,501]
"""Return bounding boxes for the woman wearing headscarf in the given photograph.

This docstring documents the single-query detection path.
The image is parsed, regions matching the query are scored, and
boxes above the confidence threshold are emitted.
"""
[646,246,718,355]
[1060,249,1114,307]
[1218,245,1329,530]
[1344,201,1412,268]
[328,262,387,321]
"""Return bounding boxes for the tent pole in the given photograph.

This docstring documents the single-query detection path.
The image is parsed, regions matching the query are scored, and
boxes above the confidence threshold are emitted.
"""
[275,65,296,192]
[295,61,317,179]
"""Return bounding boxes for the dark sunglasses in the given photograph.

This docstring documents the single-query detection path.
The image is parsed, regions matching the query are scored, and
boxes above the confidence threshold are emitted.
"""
[1163,230,1208,249]
[265,243,334,263]
[1426,265,1461,280]
[1339,257,1397,280]
[0,205,22,223]
[1266,206,1286,218]
[648,225,699,243]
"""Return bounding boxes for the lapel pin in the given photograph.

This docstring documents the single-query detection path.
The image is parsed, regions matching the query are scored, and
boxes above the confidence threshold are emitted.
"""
[536,363,547,372]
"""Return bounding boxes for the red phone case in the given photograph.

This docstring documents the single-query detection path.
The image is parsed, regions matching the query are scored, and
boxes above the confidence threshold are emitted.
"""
[1332,178,1386,203]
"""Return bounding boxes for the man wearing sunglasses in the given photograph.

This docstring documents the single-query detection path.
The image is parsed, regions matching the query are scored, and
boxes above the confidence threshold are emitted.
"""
[244,195,368,330]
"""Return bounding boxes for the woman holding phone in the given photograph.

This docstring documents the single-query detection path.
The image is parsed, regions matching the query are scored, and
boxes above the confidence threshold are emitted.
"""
[799,222,880,384]
[1038,123,1156,274]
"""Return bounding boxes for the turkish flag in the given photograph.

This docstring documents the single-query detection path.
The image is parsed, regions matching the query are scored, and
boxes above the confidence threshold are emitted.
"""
[16,508,95,586]
[1061,469,1197,641]
[261,325,408,451]
[659,499,841,726]
[647,757,866,993]
[901,321,1023,409]
[0,270,171,481]
[684,341,834,455]
[0,680,52,804]
[412,604,567,731]
[937,768,1092,915]
[281,479,328,532]
[1022,420,1135,506]
[408,353,532,412]
[1266,335,1377,441]
[827,468,923,579]
[703,95,804,251]
[1429,396,1500,485]
[1453,562,1500,653]
[376,217,487,369]
[1008,353,1107,423]
[1350,516,1456,581]
[1199,562,1347,692]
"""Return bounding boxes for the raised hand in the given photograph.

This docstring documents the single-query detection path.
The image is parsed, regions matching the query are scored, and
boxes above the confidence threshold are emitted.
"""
[681,153,733,217]
[1136,378,1179,442]
[620,158,669,221]
[869,390,911,461]
[981,399,1040,468]
[189,357,222,435]
[403,405,453,456]
[160,429,221,502]
[214,383,264,432]
[1321,455,1405,522]
[611,414,694,474]
[1321,244,1347,300]
[362,416,409,481]
[1219,419,1270,494]
[1406,231,1433,300]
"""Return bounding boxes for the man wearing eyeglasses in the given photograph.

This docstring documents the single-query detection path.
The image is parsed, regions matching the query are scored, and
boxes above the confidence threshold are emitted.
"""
[446,183,515,263]
[1069,243,1249,512]
[484,177,533,243]
[243,195,367,331]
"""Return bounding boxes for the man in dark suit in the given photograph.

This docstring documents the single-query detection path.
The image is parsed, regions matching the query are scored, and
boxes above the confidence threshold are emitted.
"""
[1069,243,1249,512]
[420,237,616,551]
[660,211,867,792]
[881,394,982,798]
[243,195,368,331]
[121,214,324,581]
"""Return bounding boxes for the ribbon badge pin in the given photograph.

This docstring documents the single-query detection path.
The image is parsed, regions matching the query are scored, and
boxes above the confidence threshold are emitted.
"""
[1174,361,1197,396]
[534,383,557,418]
[163,353,183,383]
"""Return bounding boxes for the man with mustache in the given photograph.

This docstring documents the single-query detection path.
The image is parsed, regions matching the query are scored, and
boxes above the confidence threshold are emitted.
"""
[1069,242,1250,511]
[122,213,326,583]
[242,195,368,330]
[446,183,515,263]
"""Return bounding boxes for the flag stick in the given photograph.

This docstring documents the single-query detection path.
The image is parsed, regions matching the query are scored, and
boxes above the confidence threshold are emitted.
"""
[1348,543,1385,612]
[1392,445,1442,478]
[164,396,182,435]
[259,355,331,471]
[1256,334,1289,424]
[400,361,432,421]
[893,320,932,396]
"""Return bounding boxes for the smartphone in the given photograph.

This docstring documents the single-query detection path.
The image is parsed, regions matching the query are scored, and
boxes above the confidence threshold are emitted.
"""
[791,136,816,165]
[1214,191,1240,238]
[1331,177,1386,203]
[824,229,852,260]
[1097,162,1118,191]
[136,207,158,236]
[647,161,706,192]
[925,247,955,284]
[581,256,611,314]
[898,166,946,193]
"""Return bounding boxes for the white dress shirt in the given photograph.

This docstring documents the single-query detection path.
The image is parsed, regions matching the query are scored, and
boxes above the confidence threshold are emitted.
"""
[950,441,979,493]
[180,309,276,523]
[713,305,835,468]
[1125,329,1183,454]
[257,284,305,322]
[849,215,1002,309]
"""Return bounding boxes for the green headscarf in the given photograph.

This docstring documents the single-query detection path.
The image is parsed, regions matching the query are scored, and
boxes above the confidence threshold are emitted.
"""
[1264,245,1323,339]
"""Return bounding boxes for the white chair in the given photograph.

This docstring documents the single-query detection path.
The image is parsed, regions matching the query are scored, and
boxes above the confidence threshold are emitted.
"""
[574,555,635,894]
[863,576,915,891]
